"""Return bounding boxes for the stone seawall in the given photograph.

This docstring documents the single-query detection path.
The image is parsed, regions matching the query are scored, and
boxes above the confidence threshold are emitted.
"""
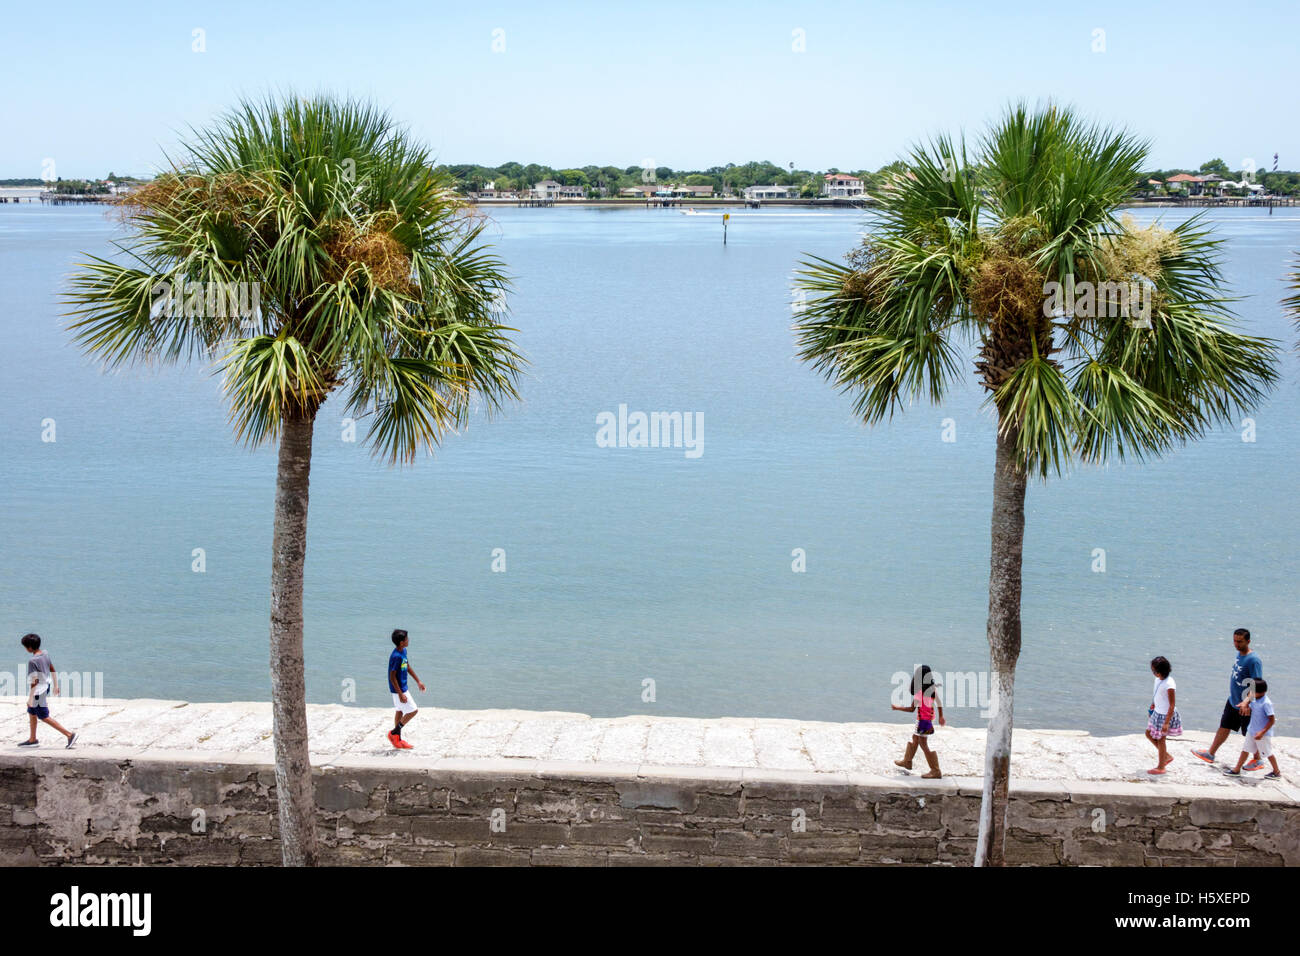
[3,697,1296,865]
[2,751,1297,866]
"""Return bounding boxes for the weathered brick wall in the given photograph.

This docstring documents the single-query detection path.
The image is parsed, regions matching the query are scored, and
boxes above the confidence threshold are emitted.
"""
[1,756,1295,865]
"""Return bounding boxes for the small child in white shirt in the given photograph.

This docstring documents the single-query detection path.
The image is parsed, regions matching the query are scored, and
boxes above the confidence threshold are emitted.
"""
[1223,680,1282,780]
[1146,656,1182,775]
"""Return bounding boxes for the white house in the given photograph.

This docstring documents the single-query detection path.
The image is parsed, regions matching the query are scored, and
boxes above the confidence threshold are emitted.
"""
[621,183,714,199]
[743,184,794,200]
[1220,179,1266,195]
[532,180,563,200]
[821,173,864,198]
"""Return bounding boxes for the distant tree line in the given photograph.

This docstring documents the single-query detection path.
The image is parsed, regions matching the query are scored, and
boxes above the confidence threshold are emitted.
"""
[438,157,1298,198]
[0,172,145,193]
[1138,158,1300,196]
[434,160,888,197]
[7,160,1296,197]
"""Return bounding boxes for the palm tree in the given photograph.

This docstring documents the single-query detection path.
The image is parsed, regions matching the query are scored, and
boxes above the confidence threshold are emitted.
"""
[65,95,523,865]
[794,103,1278,866]
[1286,256,1300,347]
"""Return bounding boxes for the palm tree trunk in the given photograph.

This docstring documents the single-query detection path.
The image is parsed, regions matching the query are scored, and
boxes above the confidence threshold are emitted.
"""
[269,411,320,866]
[974,421,1027,867]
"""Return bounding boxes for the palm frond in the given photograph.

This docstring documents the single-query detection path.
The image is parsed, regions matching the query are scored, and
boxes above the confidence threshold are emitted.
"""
[64,92,525,461]
[993,354,1080,477]
[797,101,1279,478]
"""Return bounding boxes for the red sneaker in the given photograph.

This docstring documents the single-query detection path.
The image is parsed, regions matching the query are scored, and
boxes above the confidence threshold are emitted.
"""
[1243,758,1264,772]
[386,731,403,749]
[396,738,414,749]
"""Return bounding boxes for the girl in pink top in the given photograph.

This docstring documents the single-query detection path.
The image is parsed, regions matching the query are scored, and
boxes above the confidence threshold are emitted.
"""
[891,664,945,778]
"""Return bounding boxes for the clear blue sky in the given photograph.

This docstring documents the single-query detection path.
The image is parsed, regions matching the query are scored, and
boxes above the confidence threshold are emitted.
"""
[5,0,1297,178]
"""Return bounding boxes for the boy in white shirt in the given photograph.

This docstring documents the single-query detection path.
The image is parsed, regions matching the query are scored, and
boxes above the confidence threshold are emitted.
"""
[1223,680,1281,779]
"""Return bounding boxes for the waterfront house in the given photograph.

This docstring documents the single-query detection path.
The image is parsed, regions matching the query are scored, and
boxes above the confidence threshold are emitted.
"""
[557,184,586,199]
[1165,173,1205,196]
[621,183,714,199]
[1200,174,1227,196]
[1218,179,1266,197]
[533,179,563,200]
[744,184,794,200]
[821,173,864,198]
[1163,174,1231,197]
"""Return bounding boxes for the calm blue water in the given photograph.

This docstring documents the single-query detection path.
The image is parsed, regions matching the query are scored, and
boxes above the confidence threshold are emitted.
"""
[1,203,1296,734]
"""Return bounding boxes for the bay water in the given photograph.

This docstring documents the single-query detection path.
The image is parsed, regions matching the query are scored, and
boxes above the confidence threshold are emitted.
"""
[1,203,1296,735]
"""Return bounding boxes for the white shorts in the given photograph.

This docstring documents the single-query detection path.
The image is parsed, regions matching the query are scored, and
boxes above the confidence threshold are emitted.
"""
[392,691,418,715]
[1244,734,1273,758]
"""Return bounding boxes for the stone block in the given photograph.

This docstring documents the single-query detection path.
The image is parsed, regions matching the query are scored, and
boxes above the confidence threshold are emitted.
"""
[567,822,641,847]
[640,825,714,855]
[1004,835,1063,866]
[453,846,531,866]
[713,829,784,859]
[616,781,697,812]
[386,844,456,866]
[530,847,608,867]
[875,799,943,832]
[858,834,938,863]
[1155,830,1202,852]
[513,788,581,821]
[786,833,860,863]
[314,776,372,812]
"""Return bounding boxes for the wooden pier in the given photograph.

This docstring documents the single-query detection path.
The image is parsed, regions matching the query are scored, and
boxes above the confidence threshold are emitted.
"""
[39,192,114,205]
[1132,196,1299,208]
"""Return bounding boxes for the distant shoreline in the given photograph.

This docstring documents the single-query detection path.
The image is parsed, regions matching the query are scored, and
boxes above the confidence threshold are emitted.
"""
[469,197,1299,210]
[6,191,1297,211]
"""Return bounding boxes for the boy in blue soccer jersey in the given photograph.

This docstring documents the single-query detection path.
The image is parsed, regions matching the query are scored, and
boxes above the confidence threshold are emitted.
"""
[386,629,425,750]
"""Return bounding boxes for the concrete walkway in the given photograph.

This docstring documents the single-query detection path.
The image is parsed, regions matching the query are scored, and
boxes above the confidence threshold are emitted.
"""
[5,696,1297,801]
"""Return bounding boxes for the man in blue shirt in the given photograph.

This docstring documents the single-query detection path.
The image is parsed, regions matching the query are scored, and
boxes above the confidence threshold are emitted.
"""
[387,629,426,750]
[1193,628,1262,765]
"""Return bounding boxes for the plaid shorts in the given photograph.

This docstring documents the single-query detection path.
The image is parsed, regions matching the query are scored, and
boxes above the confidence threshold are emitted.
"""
[1148,709,1183,739]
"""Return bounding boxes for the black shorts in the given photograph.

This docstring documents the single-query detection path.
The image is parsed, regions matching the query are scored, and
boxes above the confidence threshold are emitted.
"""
[1219,700,1250,734]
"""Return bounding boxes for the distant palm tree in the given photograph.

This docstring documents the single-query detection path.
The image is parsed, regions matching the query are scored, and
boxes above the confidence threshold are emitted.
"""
[65,95,523,865]
[794,103,1278,866]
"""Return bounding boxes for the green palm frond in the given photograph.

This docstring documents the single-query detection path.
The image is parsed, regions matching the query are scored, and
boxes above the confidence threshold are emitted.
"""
[794,250,963,423]
[1285,254,1300,350]
[994,354,1080,477]
[64,93,525,464]
[222,333,327,446]
[795,101,1279,478]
